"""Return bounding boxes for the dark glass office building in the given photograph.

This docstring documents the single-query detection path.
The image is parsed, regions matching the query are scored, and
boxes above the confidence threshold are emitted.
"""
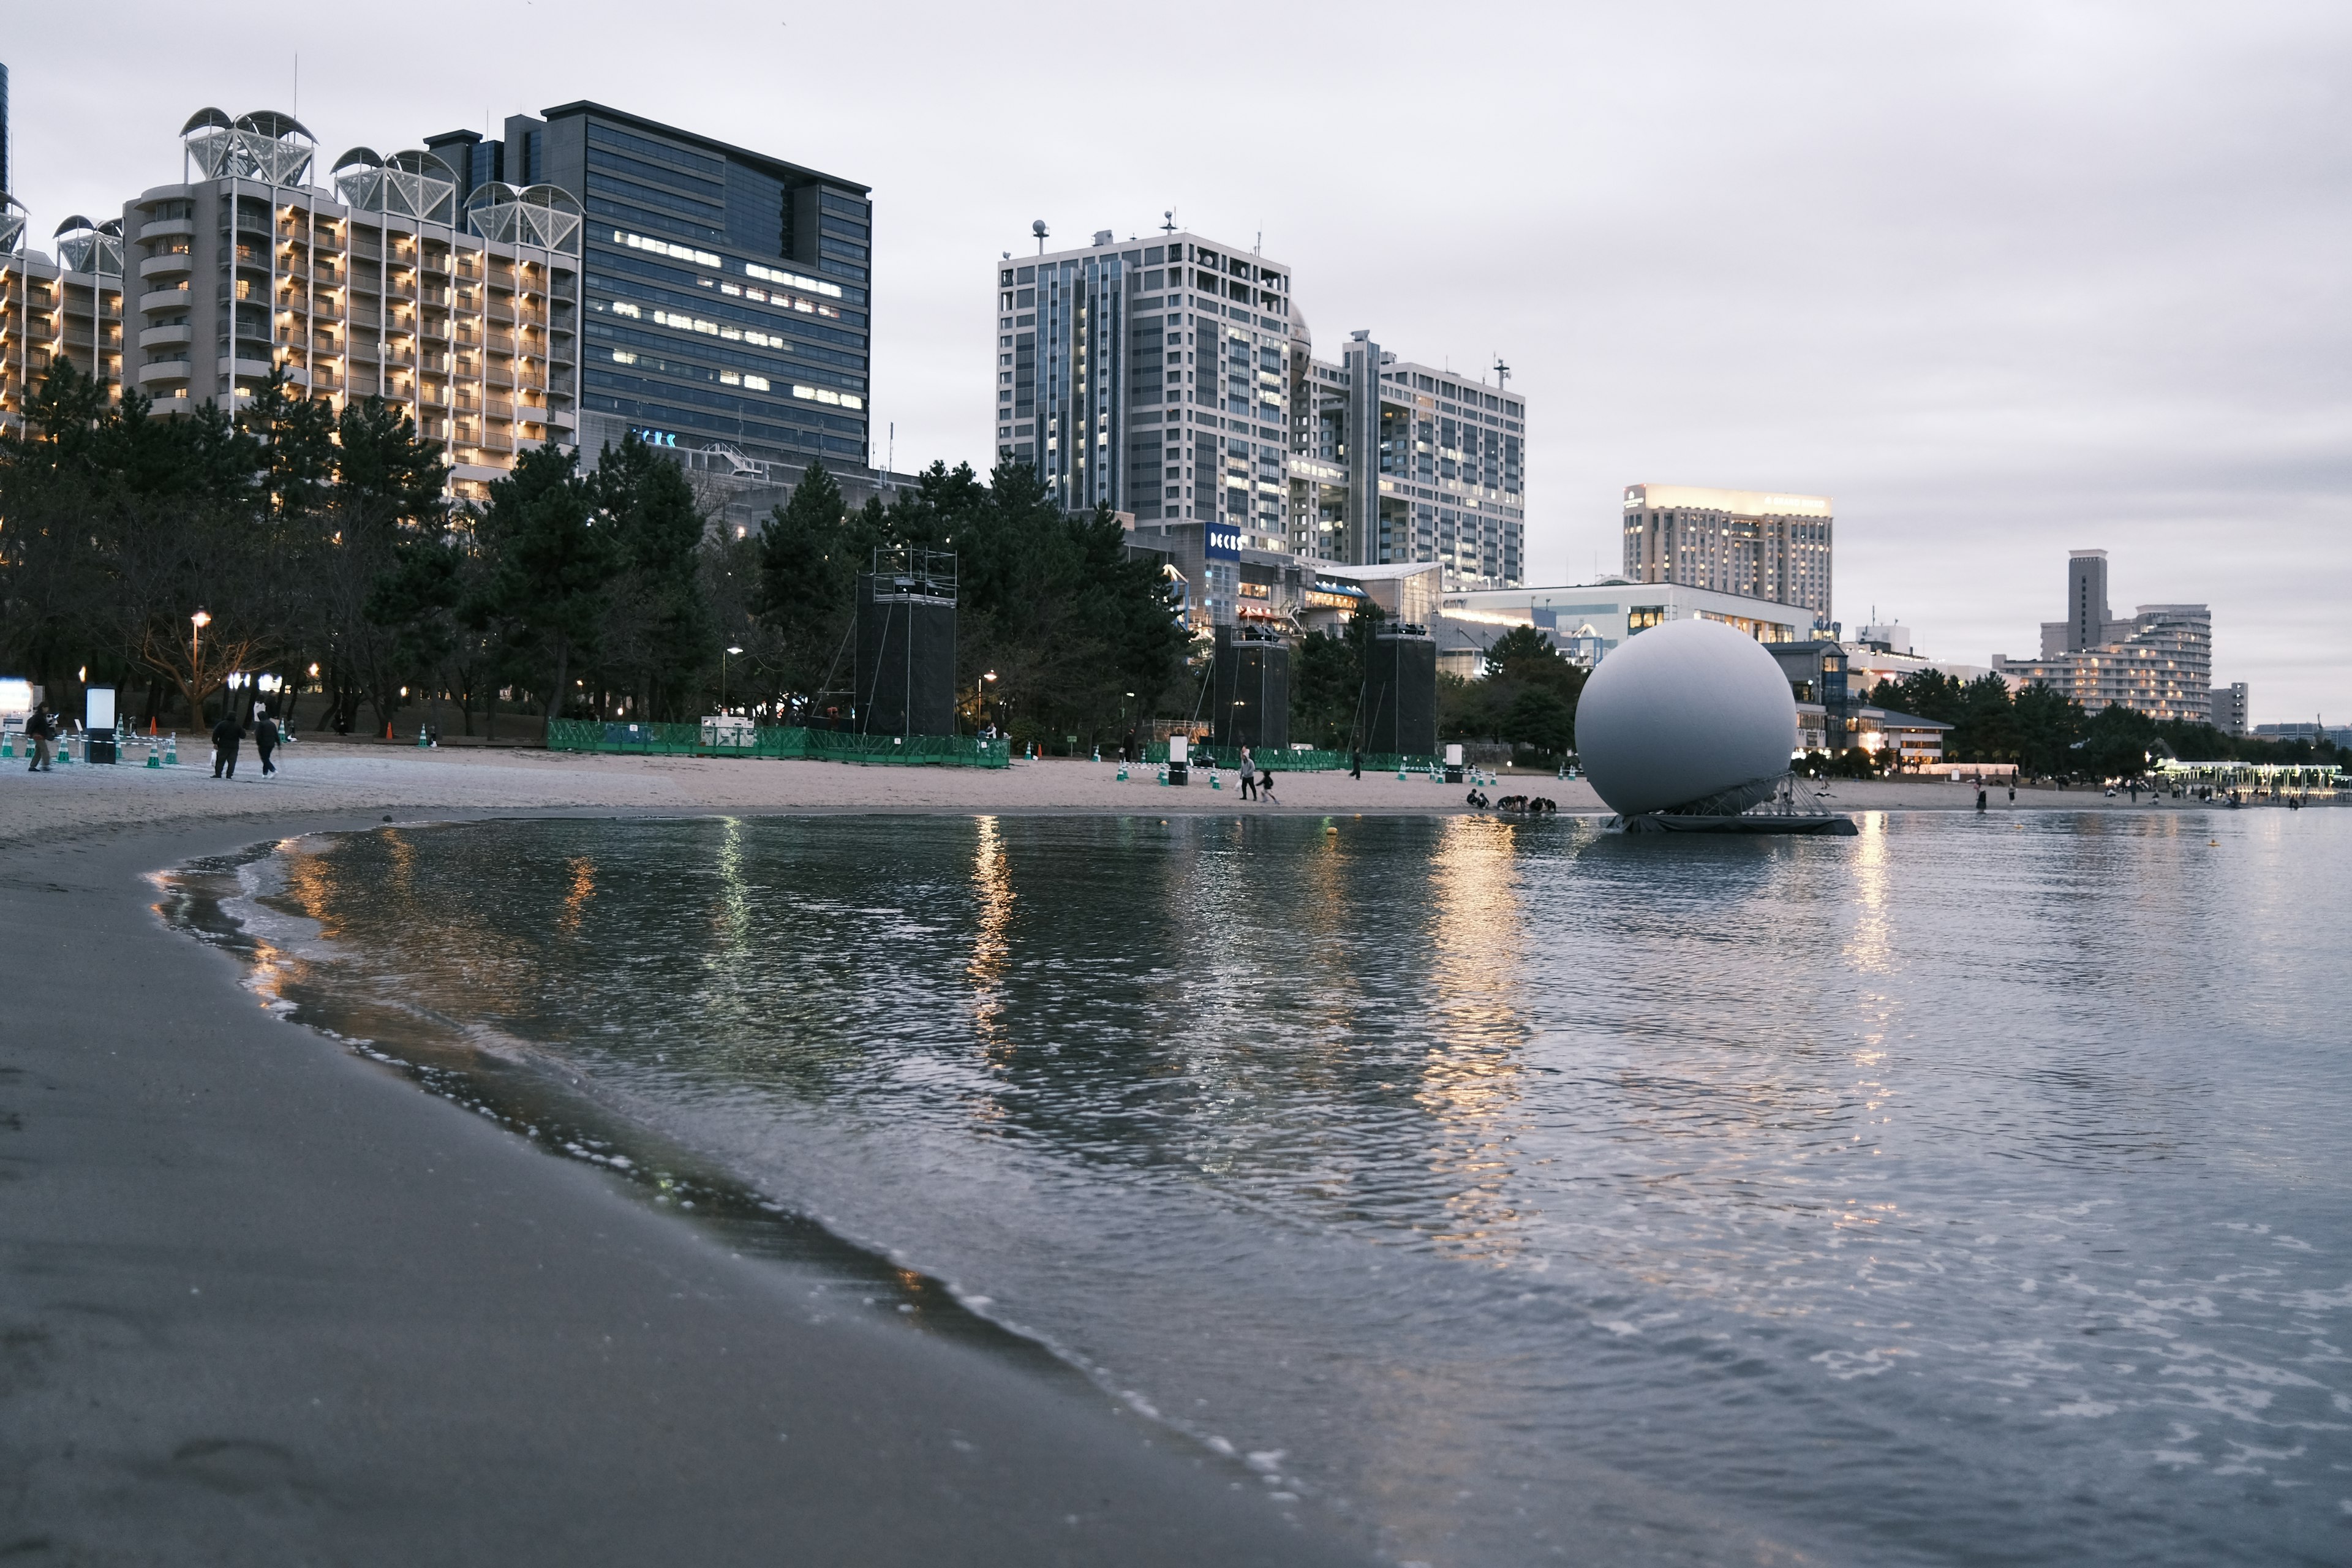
[426,103,870,466]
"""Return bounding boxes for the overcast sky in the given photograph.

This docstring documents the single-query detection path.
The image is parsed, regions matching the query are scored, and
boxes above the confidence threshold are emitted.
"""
[9,2,2346,720]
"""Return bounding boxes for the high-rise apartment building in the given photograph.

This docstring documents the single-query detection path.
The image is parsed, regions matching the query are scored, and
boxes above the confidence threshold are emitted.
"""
[2208,682,2249,737]
[2,202,124,431]
[1621,484,1833,620]
[1291,333,1524,587]
[437,104,873,469]
[990,230,1525,611]
[114,110,581,499]
[1996,551,2214,721]
[994,228,1295,543]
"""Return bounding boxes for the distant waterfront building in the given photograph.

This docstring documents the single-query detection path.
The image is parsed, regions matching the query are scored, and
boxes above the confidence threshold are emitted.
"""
[426,104,873,471]
[992,227,1524,616]
[1621,483,1834,621]
[1432,579,1809,679]
[2209,682,2250,737]
[2252,722,2350,745]
[2036,549,2149,656]
[1995,550,2212,721]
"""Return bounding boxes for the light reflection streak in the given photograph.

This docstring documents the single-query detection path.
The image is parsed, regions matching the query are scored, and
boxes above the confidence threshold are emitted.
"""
[969,815,1014,1061]
[1845,812,1891,975]
[558,854,597,937]
[1417,815,1534,1264]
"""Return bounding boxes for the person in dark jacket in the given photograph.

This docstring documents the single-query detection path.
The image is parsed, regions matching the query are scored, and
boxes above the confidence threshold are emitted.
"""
[24,706,54,772]
[254,711,281,777]
[211,710,245,779]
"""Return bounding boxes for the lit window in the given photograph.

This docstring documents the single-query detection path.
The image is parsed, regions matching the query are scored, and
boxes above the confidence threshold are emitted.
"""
[612,230,720,268]
[746,261,843,299]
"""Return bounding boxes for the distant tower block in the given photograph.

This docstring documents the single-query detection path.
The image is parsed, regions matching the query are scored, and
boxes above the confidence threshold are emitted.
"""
[1213,625,1290,750]
[854,548,957,737]
[1364,624,1438,757]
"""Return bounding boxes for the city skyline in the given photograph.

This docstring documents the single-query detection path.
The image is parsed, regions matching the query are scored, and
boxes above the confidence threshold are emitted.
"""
[0,1,2343,719]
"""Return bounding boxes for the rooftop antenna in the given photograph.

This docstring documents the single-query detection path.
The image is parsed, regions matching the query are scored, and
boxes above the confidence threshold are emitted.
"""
[1031,219,1049,255]
[1161,209,1177,234]
[1255,229,1262,254]
[1493,355,1511,389]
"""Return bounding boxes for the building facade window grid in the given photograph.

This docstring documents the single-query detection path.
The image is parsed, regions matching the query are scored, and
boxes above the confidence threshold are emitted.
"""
[995,234,1523,600]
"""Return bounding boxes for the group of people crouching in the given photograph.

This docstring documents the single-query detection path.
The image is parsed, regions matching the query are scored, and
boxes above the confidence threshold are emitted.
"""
[1463,791,1559,814]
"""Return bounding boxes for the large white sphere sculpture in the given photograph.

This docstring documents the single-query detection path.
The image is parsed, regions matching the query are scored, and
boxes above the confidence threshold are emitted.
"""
[1575,618,1798,816]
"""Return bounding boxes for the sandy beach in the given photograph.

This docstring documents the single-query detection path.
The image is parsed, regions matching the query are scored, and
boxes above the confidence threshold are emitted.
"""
[0,736,2211,850]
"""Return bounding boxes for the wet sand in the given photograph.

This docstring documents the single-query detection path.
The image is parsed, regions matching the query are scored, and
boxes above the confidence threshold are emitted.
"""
[0,809,1377,1565]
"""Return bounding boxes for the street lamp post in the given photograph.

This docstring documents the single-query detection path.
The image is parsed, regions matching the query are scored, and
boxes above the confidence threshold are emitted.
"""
[190,611,211,723]
[723,646,744,710]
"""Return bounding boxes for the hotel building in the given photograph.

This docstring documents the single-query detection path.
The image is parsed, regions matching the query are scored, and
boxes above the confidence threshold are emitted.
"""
[1621,483,1833,621]
[1994,550,2213,722]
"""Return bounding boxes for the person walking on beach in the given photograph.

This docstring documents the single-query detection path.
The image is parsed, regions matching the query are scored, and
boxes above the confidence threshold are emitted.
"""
[211,709,245,780]
[23,705,54,772]
[1350,747,1363,780]
[1976,785,1987,812]
[1258,766,1279,806]
[2007,781,2015,804]
[254,710,281,777]
[1238,745,1256,801]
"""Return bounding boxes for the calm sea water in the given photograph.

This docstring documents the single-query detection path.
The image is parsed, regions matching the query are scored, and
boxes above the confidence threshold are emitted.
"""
[201,809,2351,1566]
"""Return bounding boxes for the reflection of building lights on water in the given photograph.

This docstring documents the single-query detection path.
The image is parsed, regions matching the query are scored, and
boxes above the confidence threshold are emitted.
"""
[559,854,597,935]
[1419,816,1534,1264]
[968,816,1014,1058]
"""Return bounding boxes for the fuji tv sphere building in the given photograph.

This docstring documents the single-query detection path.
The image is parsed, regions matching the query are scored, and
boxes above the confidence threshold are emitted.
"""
[1574,619,1799,817]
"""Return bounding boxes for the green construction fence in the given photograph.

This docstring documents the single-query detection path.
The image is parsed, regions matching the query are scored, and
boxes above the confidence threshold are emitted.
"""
[545,718,1010,767]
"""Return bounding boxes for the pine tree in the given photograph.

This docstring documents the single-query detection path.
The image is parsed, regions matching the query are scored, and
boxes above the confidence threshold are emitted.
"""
[475,445,611,737]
